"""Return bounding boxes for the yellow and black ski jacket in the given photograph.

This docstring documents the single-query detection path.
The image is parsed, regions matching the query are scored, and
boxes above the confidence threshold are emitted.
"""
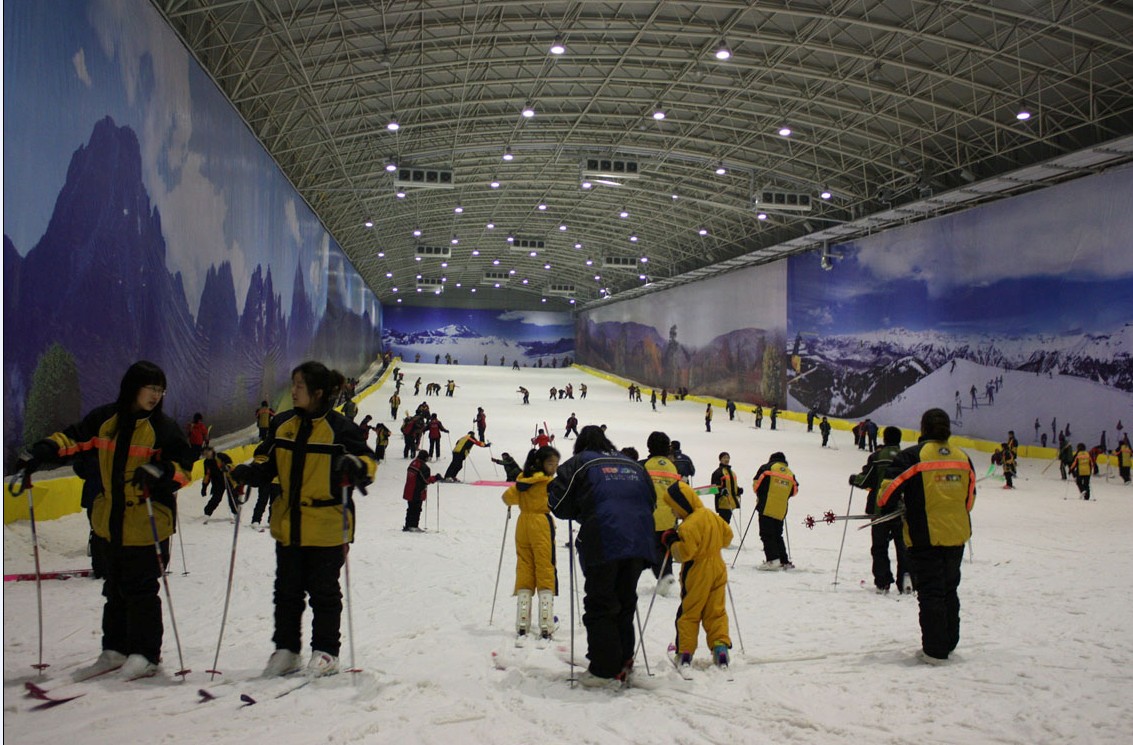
[879,439,975,549]
[753,461,797,521]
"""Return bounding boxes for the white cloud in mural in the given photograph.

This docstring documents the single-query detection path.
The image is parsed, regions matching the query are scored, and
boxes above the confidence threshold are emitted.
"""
[855,169,1133,297]
[72,48,92,87]
[497,311,564,326]
[88,0,243,318]
[284,199,302,246]
[807,306,835,326]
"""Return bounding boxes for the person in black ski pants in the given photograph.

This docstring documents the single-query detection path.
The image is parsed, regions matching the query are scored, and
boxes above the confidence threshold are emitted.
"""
[201,447,236,522]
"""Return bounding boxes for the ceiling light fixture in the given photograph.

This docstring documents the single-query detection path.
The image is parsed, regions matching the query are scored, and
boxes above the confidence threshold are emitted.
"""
[698,228,708,236]
[544,263,551,270]
[529,251,537,257]
[581,181,592,189]
[395,191,406,198]
[652,109,666,121]
[629,235,638,242]
[502,147,514,161]
[671,193,679,200]
[559,224,567,231]
[386,118,399,132]
[486,221,495,229]
[549,35,565,55]
[574,243,582,249]
[820,190,832,200]
[714,43,731,61]
[521,104,535,118]
[619,208,629,218]
[377,251,385,258]
[757,212,768,220]
[364,220,374,228]
[715,163,727,176]
[472,249,480,256]
[490,180,500,188]
[412,228,422,237]
[778,126,792,137]
[454,205,463,214]
[451,236,459,244]
[506,234,515,243]
[1016,105,1033,121]
[537,203,547,211]
[384,160,397,172]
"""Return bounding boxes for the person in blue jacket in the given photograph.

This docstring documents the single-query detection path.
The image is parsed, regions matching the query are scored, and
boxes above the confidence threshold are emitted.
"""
[548,425,657,688]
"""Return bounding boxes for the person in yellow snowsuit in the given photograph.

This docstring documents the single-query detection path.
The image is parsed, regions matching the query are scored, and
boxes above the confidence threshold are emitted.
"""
[661,481,733,668]
[502,446,561,643]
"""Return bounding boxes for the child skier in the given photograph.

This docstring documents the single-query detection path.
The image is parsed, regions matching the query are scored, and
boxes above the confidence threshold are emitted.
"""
[660,480,734,670]
[752,452,798,570]
[501,446,561,645]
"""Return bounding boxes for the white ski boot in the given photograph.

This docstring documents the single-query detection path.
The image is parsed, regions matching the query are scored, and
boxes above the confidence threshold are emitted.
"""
[515,589,532,647]
[72,650,126,682]
[537,589,556,647]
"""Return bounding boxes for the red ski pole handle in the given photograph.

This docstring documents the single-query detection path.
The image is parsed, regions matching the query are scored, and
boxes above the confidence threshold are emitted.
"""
[823,510,836,524]
[803,515,816,530]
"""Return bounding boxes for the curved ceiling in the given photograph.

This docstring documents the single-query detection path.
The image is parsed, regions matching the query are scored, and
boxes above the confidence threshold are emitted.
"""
[154,0,1133,311]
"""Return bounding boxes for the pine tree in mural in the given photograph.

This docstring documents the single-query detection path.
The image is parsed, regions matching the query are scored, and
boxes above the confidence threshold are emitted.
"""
[22,344,82,446]
[760,337,786,406]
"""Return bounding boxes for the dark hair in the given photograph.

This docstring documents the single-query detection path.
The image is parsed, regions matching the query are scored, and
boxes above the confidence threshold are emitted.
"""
[719,452,730,460]
[670,440,682,451]
[417,449,429,460]
[620,446,640,461]
[291,361,344,412]
[360,414,372,426]
[574,425,616,455]
[920,408,952,441]
[769,451,787,464]
[192,412,203,423]
[883,426,902,446]
[1077,442,1086,450]
[261,400,269,407]
[524,446,561,477]
[647,431,671,456]
[116,360,167,417]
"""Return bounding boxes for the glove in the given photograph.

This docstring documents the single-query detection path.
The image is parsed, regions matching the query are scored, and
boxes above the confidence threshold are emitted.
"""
[660,529,680,548]
[201,482,208,497]
[849,475,857,486]
[486,442,492,447]
[132,461,172,489]
[334,454,369,488]
[15,448,39,476]
[737,487,744,496]
[230,464,254,486]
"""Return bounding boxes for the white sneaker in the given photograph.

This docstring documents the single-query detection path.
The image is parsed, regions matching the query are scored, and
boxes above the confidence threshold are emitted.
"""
[656,575,678,597]
[120,653,160,679]
[306,650,339,678]
[757,560,782,571]
[72,650,127,681]
[263,649,302,677]
[250,522,262,531]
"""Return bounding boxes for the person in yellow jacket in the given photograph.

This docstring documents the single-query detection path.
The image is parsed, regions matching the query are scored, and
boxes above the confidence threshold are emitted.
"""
[1070,443,1094,499]
[710,452,741,526]
[643,431,681,596]
[16,361,194,681]
[1113,436,1131,485]
[232,361,376,679]
[705,403,713,432]
[256,400,275,440]
[501,446,561,645]
[661,481,734,669]
[752,452,798,570]
[879,408,975,664]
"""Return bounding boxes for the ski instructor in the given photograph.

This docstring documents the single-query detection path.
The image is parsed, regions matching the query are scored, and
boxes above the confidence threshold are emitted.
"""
[547,425,656,688]
[878,407,976,665]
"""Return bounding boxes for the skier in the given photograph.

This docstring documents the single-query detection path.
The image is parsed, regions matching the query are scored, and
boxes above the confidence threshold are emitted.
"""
[670,441,696,482]
[16,361,194,680]
[878,408,975,665]
[710,452,741,526]
[565,413,579,439]
[770,406,779,430]
[201,446,237,523]
[650,389,658,411]
[806,408,816,432]
[357,414,374,445]
[705,403,713,432]
[850,426,909,593]
[549,386,558,401]
[231,361,376,678]
[402,450,438,532]
[660,480,734,670]
[414,377,422,396]
[187,413,209,461]
[532,429,555,449]
[443,431,490,482]
[643,431,681,596]
[518,386,530,404]
[752,452,798,570]
[1058,438,1073,480]
[997,443,1017,489]
[501,446,561,644]
[661,388,668,406]
[726,399,737,421]
[474,407,488,442]
[491,452,522,482]
[754,405,764,429]
[250,477,280,532]
[389,392,401,421]
[819,416,832,447]
[256,400,275,441]
[1116,437,1133,484]
[341,396,358,423]
[866,419,879,451]
[426,413,449,459]
[579,383,588,399]
[372,422,391,462]
[401,415,417,459]
[1070,443,1093,499]
[548,426,656,688]
[445,380,456,397]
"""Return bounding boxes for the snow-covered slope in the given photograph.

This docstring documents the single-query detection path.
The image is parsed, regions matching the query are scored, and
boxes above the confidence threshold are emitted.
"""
[5,364,1133,744]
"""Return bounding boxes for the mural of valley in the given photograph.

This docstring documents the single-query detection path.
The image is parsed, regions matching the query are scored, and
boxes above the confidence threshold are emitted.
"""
[576,263,788,404]
[787,166,1133,445]
[382,307,573,366]
[3,1,381,463]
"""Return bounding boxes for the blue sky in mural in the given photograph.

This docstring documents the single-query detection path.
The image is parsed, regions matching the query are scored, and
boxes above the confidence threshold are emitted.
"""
[384,307,572,341]
[2,0,371,321]
[789,167,1133,337]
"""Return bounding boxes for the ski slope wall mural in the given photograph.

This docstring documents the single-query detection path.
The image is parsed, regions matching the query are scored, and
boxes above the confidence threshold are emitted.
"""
[575,262,789,405]
[381,307,573,367]
[786,166,1133,446]
[2,0,382,465]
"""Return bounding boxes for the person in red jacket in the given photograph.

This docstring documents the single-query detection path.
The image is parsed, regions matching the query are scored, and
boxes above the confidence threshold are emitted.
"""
[532,429,555,449]
[426,414,449,459]
[186,413,209,461]
[474,407,488,441]
[403,450,438,532]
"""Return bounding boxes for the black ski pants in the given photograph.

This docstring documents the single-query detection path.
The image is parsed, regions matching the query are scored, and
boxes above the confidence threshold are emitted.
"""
[759,514,789,564]
[252,483,279,524]
[444,452,467,481]
[204,480,237,517]
[581,557,646,678]
[428,436,442,459]
[871,520,909,591]
[1076,474,1091,499]
[97,536,166,664]
[907,545,964,659]
[404,497,423,529]
[273,544,345,657]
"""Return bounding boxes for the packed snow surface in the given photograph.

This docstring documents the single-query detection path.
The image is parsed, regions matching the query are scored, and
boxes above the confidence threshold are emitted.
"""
[5,363,1132,744]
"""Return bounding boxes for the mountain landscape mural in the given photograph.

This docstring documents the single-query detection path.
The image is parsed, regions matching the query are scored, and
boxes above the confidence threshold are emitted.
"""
[381,308,573,366]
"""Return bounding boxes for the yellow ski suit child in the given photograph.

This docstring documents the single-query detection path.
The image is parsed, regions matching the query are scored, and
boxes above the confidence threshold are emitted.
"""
[502,469,558,639]
[661,481,733,664]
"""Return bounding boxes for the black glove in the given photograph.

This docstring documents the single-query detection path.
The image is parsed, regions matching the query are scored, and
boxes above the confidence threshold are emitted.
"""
[737,487,744,496]
[849,475,857,486]
[15,448,39,476]
[660,529,680,548]
[334,454,369,491]
[230,464,254,487]
[132,461,173,489]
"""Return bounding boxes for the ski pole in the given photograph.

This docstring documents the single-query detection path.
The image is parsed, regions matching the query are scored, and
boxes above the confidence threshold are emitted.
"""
[175,509,190,576]
[468,452,483,479]
[634,607,652,676]
[435,479,442,532]
[206,473,247,680]
[632,547,671,665]
[731,504,759,569]
[488,445,500,477]
[726,581,745,654]
[784,519,791,559]
[489,507,512,625]
[8,471,49,674]
[141,485,190,678]
[340,480,361,675]
[832,485,855,586]
[567,519,577,687]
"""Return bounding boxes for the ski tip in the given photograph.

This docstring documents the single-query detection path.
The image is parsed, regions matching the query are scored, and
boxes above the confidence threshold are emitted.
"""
[239,693,257,706]
[24,681,49,698]
[197,688,217,701]
[344,667,363,674]
[174,668,192,679]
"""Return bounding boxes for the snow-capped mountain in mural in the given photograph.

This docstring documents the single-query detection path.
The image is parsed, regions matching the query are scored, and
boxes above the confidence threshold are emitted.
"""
[383,324,572,364]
